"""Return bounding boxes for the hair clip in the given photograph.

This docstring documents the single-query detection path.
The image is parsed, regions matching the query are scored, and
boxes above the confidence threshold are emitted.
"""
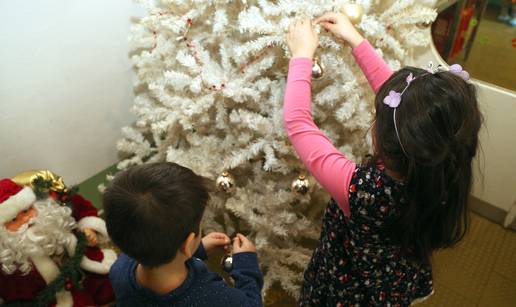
[383,73,415,108]
[382,62,470,158]
[384,91,401,108]
[425,61,443,74]
[449,64,470,81]
[426,61,470,81]
[383,73,416,157]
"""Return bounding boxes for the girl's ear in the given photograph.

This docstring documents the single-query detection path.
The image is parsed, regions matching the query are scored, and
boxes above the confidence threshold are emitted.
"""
[180,232,198,258]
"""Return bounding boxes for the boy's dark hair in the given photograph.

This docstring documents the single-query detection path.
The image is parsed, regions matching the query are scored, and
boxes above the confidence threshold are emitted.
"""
[372,67,482,265]
[103,162,210,267]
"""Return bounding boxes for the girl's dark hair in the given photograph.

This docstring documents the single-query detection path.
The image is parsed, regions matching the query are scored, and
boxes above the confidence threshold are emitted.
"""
[372,66,482,265]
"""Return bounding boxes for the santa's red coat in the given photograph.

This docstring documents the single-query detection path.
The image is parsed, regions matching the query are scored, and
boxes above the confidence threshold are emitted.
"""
[0,263,114,306]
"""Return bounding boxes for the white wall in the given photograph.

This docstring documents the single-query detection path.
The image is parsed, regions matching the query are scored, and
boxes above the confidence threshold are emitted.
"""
[0,1,143,184]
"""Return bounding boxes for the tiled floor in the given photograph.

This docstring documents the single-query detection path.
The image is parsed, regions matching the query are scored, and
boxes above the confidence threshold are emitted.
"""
[419,213,516,307]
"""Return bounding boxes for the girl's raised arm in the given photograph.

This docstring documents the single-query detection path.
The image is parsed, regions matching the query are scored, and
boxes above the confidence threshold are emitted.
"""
[316,12,393,92]
[352,40,393,93]
[283,58,355,216]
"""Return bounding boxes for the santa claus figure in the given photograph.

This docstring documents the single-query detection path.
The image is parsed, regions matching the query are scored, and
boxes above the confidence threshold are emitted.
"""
[0,178,116,306]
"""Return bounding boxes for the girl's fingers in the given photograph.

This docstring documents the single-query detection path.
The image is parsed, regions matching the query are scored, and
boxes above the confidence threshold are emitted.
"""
[319,21,334,30]
[313,16,324,24]
[315,12,338,24]
[316,17,336,25]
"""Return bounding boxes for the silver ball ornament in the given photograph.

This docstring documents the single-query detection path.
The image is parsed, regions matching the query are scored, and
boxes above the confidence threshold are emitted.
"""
[221,254,233,272]
[416,21,433,29]
[312,58,325,80]
[291,175,310,195]
[216,171,235,193]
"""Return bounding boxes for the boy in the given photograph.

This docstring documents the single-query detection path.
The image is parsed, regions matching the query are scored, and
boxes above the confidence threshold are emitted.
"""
[103,162,263,306]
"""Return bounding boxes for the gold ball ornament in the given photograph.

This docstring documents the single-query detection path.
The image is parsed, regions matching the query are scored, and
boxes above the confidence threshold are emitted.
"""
[341,1,365,25]
[312,58,325,79]
[291,175,310,195]
[216,171,235,193]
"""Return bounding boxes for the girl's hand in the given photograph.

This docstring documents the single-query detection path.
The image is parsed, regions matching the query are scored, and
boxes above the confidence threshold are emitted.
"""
[314,12,364,48]
[286,18,319,59]
[202,232,231,253]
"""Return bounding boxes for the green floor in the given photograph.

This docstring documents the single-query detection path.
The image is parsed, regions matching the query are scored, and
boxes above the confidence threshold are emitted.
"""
[76,164,118,209]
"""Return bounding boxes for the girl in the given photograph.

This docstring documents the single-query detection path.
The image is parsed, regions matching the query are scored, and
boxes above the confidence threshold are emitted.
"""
[284,12,482,306]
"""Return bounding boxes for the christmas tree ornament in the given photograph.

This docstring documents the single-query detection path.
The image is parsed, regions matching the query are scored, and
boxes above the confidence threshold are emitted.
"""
[341,1,365,25]
[216,171,235,193]
[291,175,310,195]
[221,252,233,272]
[416,21,433,29]
[176,18,193,41]
[312,58,325,79]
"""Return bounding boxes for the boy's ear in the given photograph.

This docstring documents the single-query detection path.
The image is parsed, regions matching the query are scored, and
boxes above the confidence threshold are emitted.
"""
[180,232,198,258]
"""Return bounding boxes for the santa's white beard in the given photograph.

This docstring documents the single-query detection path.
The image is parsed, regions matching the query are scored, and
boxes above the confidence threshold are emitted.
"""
[0,198,77,275]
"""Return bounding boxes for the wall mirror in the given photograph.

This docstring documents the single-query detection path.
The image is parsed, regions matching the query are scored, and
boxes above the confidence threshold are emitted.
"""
[432,0,516,91]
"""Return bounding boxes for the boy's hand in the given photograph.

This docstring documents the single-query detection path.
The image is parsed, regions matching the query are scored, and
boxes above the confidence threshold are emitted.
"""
[232,233,257,254]
[202,232,231,253]
[314,12,364,48]
[286,18,319,59]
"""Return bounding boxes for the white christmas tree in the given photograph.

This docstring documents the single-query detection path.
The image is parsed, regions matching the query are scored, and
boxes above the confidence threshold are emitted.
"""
[116,0,437,299]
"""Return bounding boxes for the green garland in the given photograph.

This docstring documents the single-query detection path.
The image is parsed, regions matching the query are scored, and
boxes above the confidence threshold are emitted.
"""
[5,232,87,307]
[31,176,54,199]
[31,176,78,208]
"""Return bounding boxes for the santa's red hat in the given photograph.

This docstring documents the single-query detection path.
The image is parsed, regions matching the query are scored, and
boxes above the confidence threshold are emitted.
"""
[0,178,36,224]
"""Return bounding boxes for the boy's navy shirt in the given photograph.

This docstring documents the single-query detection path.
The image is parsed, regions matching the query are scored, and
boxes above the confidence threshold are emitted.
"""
[109,243,263,307]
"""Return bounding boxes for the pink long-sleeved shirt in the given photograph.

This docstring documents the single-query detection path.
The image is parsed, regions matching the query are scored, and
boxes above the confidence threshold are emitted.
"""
[283,40,393,216]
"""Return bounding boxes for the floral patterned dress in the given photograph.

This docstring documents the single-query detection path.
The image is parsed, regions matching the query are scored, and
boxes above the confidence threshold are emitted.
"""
[299,164,434,307]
